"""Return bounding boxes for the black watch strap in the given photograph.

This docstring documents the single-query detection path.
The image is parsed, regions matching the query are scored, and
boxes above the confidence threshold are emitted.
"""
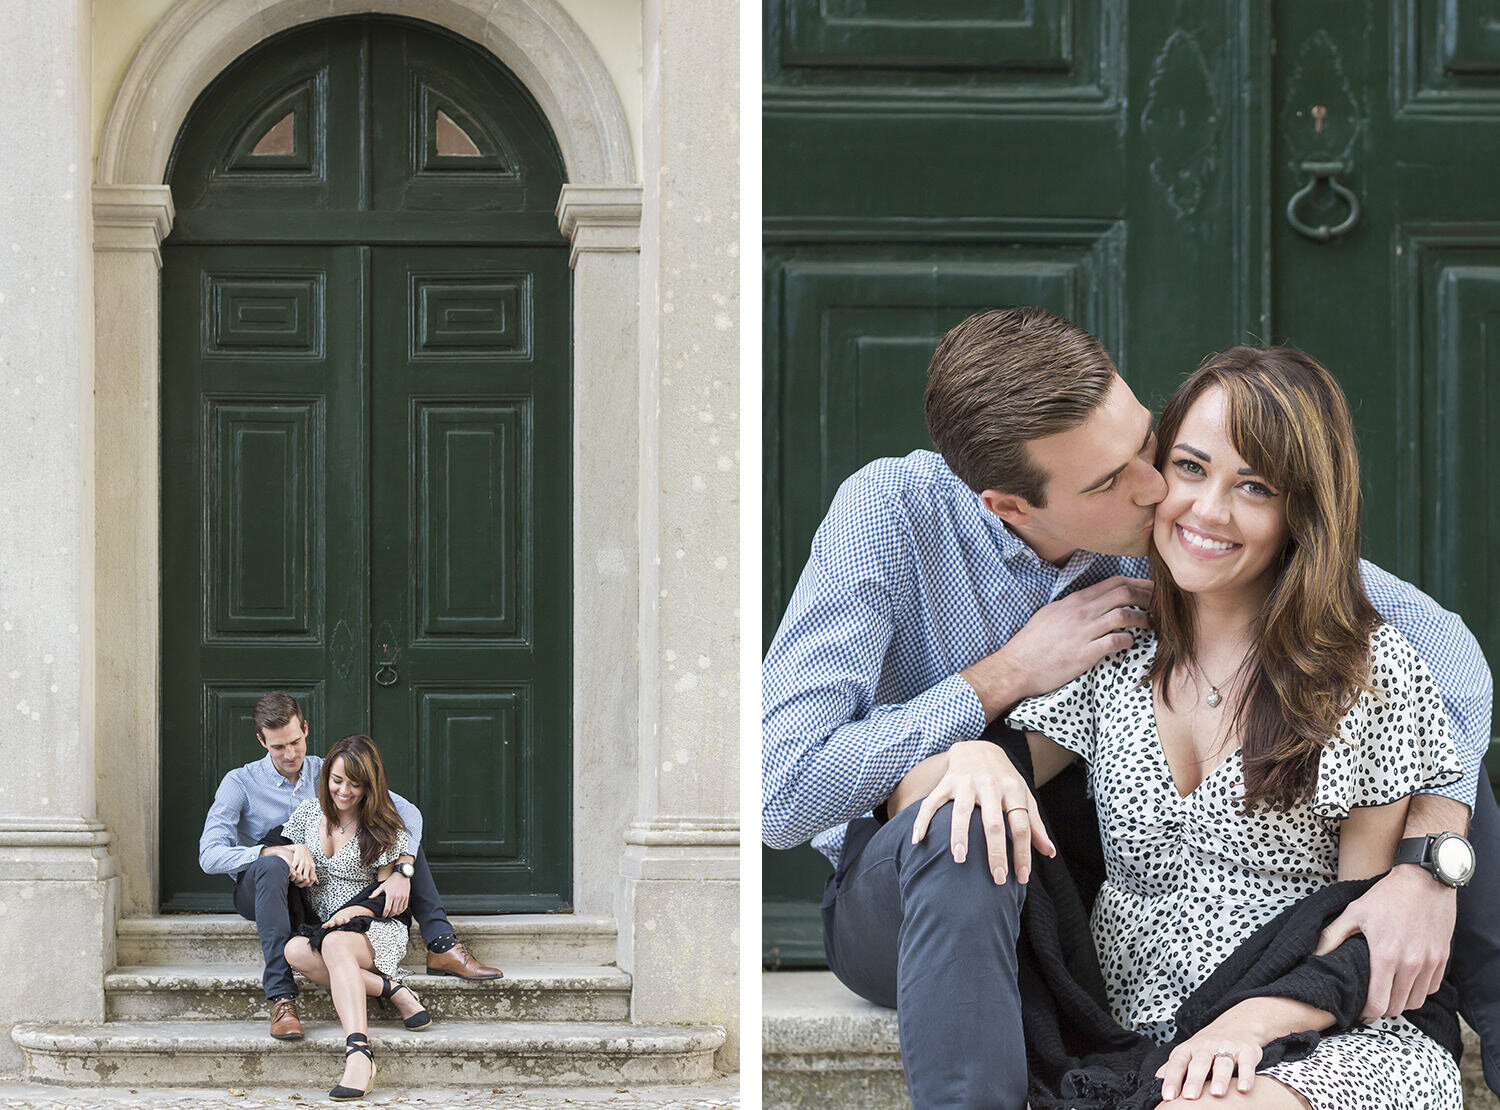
[1393,836,1431,868]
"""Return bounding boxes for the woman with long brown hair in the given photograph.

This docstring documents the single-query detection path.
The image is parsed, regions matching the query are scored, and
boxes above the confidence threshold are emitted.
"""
[1001,348,1464,1108]
[281,734,432,1100]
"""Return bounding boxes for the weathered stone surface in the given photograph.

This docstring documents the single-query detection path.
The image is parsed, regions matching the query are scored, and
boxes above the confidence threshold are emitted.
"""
[763,971,1500,1110]
[0,1074,739,1108]
[106,964,630,1022]
[115,915,616,968]
[14,1020,724,1088]
[762,973,905,1110]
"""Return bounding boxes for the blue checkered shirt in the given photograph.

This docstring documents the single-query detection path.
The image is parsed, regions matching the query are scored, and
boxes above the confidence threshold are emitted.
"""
[762,450,1493,866]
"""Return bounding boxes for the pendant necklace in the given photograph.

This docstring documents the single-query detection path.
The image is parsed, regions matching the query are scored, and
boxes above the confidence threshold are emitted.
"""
[1193,649,1253,709]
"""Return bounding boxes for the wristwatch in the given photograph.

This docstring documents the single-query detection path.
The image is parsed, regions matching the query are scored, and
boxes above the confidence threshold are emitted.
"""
[396,861,415,879]
[1393,832,1476,888]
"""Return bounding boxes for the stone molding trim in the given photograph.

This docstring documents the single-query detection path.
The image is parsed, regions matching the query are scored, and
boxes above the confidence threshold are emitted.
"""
[97,0,635,188]
[623,819,739,847]
[0,818,118,882]
[92,186,176,266]
[557,184,644,267]
[621,820,739,881]
[0,816,113,844]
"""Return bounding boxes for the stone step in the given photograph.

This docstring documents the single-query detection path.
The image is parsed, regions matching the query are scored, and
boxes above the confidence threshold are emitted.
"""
[105,964,631,1022]
[116,914,617,967]
[762,972,903,1110]
[13,1019,725,1088]
[762,971,1500,1110]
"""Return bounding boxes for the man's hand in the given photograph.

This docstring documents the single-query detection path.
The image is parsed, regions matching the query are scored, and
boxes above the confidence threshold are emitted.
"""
[374,872,412,917]
[961,575,1151,720]
[910,740,1055,884]
[1316,864,1456,1021]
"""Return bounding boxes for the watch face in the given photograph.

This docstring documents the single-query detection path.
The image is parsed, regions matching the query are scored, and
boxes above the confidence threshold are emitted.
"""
[1434,835,1476,884]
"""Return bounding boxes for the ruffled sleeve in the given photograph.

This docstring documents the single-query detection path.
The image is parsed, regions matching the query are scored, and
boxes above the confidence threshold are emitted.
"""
[1312,624,1463,819]
[1006,666,1101,764]
[280,798,320,845]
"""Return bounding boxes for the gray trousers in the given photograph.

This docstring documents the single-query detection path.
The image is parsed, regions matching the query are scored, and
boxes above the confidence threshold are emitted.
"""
[823,801,1028,1109]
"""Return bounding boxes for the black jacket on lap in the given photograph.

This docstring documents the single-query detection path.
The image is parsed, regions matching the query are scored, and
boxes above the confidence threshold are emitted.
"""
[991,723,1460,1110]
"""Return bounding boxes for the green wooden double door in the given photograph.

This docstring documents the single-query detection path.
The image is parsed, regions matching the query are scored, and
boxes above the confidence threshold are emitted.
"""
[160,18,571,912]
[765,1,1500,961]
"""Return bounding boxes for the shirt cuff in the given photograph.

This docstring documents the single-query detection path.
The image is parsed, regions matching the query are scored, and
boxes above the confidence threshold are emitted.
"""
[910,673,988,750]
[226,844,263,875]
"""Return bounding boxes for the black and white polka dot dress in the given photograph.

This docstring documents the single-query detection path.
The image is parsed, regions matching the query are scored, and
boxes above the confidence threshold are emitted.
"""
[1009,624,1464,1110]
[282,797,411,977]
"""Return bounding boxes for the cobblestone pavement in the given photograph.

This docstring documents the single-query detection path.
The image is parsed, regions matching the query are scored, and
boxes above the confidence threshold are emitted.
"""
[0,1076,739,1109]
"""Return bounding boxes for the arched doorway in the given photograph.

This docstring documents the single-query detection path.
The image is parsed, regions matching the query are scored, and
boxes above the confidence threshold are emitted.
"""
[158,16,572,913]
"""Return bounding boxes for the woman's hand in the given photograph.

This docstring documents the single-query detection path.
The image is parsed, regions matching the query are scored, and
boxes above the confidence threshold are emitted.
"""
[910,740,1054,884]
[1156,997,1331,1102]
[324,906,374,929]
[1155,1022,1262,1101]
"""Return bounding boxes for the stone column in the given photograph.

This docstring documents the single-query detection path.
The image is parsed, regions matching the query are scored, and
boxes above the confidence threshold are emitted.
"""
[620,0,739,1068]
[0,0,119,1068]
[92,184,174,917]
[557,184,644,917]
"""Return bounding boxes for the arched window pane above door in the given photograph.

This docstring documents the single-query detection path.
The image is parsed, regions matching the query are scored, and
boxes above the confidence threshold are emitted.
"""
[222,79,320,174]
[419,85,517,176]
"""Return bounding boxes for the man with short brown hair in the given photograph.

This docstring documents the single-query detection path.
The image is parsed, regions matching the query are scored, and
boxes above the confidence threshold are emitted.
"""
[200,692,501,1040]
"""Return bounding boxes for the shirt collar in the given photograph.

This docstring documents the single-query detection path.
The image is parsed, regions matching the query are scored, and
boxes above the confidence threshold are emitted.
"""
[954,482,1050,567]
[954,474,1114,588]
[256,750,302,790]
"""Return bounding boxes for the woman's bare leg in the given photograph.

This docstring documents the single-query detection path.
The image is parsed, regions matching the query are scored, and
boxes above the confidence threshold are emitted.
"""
[1157,1075,1312,1109]
[320,931,378,1092]
[284,935,385,995]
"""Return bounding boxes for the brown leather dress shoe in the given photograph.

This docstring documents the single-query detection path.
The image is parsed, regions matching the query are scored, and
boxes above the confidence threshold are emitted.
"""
[269,996,304,1039]
[426,941,502,980]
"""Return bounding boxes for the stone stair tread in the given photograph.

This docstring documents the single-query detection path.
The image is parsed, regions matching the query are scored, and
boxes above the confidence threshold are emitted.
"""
[14,1019,726,1087]
[106,963,630,989]
[15,1019,723,1052]
[762,971,897,1054]
[116,914,618,967]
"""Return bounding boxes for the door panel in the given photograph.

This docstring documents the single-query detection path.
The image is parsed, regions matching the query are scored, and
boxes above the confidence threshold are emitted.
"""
[161,246,368,911]
[1272,1,1500,677]
[370,246,571,910]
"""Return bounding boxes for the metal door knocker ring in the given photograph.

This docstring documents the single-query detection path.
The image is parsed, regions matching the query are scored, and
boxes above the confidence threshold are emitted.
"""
[375,662,399,687]
[1286,161,1361,242]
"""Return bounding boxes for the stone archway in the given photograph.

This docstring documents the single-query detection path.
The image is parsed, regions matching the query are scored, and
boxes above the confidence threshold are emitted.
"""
[92,0,643,922]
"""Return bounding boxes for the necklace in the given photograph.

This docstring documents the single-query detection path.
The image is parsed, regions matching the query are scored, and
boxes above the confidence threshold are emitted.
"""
[1192,649,1254,709]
